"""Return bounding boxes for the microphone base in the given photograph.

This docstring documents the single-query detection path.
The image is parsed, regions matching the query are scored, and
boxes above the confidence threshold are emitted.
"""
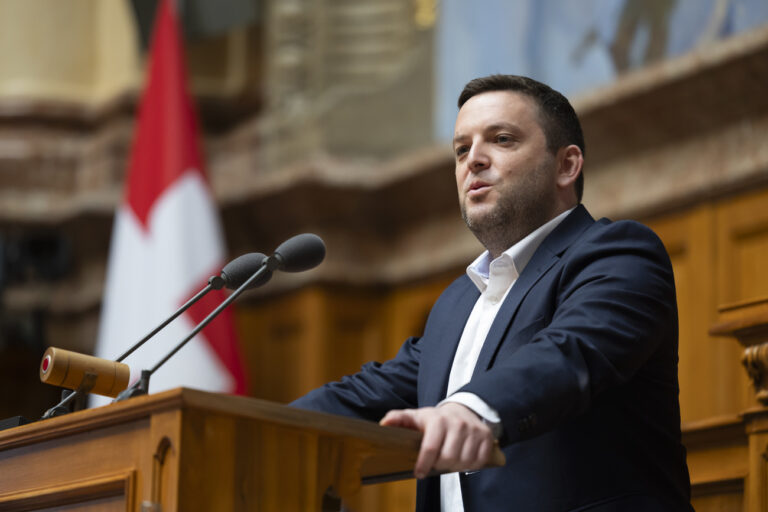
[41,404,71,419]
[114,369,151,402]
[41,389,89,420]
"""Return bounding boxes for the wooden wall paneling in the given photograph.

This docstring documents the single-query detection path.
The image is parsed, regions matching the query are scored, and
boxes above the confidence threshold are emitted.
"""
[717,187,768,306]
[383,275,457,357]
[692,491,744,512]
[316,287,388,386]
[683,416,748,511]
[648,206,751,422]
[236,288,326,403]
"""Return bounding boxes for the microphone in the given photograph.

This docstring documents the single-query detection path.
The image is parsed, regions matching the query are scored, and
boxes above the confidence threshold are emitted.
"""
[220,253,272,289]
[266,233,326,272]
[40,347,130,398]
[115,234,326,401]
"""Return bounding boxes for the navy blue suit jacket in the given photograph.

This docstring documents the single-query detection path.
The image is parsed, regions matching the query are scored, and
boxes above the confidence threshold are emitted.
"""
[292,206,692,511]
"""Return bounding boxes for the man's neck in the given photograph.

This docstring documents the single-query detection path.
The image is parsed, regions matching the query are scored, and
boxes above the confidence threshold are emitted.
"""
[485,205,576,260]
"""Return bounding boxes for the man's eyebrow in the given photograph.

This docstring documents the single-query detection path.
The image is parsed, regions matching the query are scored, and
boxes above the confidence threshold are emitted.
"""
[453,133,468,144]
[486,122,519,132]
[453,122,521,144]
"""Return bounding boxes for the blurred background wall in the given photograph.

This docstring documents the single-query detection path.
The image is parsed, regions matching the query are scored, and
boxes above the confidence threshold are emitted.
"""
[0,0,767,509]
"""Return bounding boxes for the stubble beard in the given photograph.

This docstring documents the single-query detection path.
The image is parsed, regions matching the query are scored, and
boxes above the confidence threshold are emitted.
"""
[461,164,556,258]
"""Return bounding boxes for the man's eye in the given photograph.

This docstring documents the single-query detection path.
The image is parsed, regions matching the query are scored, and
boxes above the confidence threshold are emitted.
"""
[496,134,513,143]
[455,146,469,157]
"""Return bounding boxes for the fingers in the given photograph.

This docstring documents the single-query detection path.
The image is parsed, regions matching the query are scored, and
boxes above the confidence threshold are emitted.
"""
[459,433,493,471]
[380,404,496,478]
[414,413,447,478]
[380,409,421,429]
[440,417,491,472]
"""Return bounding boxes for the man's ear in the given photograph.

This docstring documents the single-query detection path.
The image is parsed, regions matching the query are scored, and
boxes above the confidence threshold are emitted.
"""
[556,144,583,191]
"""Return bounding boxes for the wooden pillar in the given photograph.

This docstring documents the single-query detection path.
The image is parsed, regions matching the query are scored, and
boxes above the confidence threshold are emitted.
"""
[711,297,768,511]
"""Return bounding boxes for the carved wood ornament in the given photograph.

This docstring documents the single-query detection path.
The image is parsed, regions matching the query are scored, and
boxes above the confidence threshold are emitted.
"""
[711,297,768,405]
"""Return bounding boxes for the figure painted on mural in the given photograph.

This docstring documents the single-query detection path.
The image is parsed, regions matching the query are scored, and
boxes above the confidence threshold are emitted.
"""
[611,0,679,71]
[292,74,692,511]
[573,0,680,72]
[573,0,735,74]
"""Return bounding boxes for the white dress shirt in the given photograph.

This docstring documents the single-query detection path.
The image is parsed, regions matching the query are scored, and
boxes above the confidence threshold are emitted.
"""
[439,208,574,512]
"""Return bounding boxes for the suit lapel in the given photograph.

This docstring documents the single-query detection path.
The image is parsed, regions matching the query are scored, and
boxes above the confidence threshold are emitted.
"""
[472,205,595,374]
[471,250,558,374]
[421,278,479,405]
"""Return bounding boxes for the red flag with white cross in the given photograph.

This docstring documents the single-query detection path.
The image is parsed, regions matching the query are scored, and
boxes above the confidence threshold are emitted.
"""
[95,0,247,399]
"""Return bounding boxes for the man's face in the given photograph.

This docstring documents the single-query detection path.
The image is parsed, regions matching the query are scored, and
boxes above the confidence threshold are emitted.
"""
[453,90,558,253]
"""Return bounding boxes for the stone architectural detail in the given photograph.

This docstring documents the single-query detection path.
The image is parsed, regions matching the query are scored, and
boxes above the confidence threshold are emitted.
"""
[258,0,432,168]
[576,25,768,220]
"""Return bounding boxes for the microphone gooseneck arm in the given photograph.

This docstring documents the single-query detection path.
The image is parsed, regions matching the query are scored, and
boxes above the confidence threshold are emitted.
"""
[116,263,272,399]
[115,279,219,363]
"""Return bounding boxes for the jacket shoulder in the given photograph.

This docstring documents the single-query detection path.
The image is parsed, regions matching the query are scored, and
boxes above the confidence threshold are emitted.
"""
[577,217,669,258]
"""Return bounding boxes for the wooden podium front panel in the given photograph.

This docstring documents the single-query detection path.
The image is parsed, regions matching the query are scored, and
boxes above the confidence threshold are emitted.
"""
[0,417,151,511]
[172,406,416,510]
[3,473,136,512]
[0,393,191,511]
[174,408,329,511]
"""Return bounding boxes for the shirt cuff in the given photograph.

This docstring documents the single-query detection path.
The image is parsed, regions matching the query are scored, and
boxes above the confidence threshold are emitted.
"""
[439,392,501,424]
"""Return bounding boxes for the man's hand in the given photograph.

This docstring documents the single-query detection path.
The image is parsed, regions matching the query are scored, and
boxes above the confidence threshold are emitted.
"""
[379,403,495,479]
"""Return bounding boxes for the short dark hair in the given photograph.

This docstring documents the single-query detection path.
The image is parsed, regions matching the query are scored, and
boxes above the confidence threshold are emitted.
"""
[458,75,585,202]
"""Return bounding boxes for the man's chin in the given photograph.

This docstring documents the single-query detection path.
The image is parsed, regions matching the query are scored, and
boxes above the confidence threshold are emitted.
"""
[462,209,498,232]
[463,199,496,217]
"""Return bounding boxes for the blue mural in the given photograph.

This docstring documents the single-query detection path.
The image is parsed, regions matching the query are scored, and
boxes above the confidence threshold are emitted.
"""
[435,0,768,140]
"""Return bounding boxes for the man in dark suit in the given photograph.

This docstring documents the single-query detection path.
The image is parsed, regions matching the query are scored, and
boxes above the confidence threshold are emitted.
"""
[292,75,692,511]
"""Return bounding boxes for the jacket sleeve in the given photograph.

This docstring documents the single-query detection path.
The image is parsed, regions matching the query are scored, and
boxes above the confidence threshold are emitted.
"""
[459,220,678,445]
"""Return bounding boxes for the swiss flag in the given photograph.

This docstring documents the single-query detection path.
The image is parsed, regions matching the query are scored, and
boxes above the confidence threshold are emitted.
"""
[95,0,247,400]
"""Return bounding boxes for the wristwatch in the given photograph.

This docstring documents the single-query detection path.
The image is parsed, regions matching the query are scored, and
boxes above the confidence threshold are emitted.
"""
[481,417,503,440]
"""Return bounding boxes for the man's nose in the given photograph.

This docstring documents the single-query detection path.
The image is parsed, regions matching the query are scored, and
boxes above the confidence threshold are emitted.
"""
[467,143,490,172]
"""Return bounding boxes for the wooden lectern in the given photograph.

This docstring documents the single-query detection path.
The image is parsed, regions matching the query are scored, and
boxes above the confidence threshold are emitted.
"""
[0,388,435,511]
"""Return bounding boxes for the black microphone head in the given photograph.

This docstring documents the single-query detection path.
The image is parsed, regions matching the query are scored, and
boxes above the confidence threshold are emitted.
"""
[273,233,326,272]
[220,253,272,289]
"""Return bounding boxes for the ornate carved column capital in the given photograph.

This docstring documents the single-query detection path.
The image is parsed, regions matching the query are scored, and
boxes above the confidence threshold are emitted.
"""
[711,297,768,404]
